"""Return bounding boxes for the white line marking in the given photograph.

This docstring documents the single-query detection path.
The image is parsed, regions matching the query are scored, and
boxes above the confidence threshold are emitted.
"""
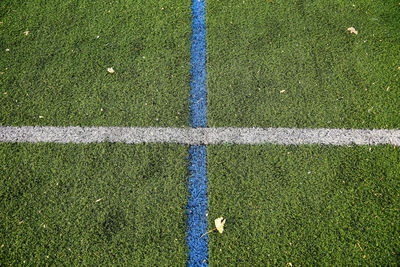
[0,126,399,145]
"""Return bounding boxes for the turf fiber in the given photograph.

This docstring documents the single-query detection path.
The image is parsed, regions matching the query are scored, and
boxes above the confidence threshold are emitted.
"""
[0,143,189,265]
[0,0,191,127]
[208,145,400,265]
[207,0,400,129]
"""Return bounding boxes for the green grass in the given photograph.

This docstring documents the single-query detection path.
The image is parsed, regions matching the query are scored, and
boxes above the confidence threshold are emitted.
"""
[0,0,191,127]
[207,0,400,129]
[0,143,189,265]
[2,0,400,265]
[208,144,400,265]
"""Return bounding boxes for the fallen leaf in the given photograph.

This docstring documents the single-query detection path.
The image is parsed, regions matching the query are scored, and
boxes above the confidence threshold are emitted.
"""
[95,198,103,202]
[24,31,29,36]
[200,216,227,237]
[280,90,286,94]
[39,116,44,119]
[107,67,115,73]
[347,27,358,35]
[215,217,226,233]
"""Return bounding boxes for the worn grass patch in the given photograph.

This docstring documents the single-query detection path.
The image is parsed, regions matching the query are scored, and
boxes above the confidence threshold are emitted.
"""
[0,143,189,265]
[0,0,190,127]
[208,144,400,265]
[207,0,400,128]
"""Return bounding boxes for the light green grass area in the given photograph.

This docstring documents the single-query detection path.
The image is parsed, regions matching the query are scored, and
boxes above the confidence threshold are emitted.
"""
[208,145,400,265]
[0,143,189,265]
[0,0,190,127]
[207,0,400,129]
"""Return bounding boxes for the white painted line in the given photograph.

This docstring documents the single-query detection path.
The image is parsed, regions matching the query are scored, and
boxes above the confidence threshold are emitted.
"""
[0,126,399,145]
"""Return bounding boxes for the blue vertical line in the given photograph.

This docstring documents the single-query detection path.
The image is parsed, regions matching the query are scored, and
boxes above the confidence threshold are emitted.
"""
[187,146,208,266]
[187,0,208,266]
[190,0,207,129]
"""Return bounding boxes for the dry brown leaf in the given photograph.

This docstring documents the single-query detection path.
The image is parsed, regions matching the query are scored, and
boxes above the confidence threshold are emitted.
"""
[107,67,115,73]
[215,217,226,233]
[347,27,358,35]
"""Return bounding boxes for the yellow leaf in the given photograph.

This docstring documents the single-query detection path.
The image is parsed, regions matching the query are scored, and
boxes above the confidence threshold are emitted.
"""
[215,217,226,233]
[347,27,358,35]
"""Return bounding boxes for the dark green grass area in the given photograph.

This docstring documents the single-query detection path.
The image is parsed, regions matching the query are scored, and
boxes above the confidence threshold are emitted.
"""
[207,0,400,129]
[208,145,400,265]
[0,143,189,265]
[0,0,190,127]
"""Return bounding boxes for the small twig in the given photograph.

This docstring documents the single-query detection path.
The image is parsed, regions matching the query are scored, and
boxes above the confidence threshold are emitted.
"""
[357,240,364,251]
[200,228,216,238]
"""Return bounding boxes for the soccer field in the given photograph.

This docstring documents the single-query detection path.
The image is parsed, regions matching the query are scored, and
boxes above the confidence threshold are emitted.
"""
[1,143,188,265]
[1,0,399,265]
[207,0,400,129]
[208,145,399,265]
[0,0,191,127]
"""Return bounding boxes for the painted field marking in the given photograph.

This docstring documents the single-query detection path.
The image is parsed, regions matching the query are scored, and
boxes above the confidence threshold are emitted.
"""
[187,0,208,265]
[187,145,208,266]
[1,126,399,145]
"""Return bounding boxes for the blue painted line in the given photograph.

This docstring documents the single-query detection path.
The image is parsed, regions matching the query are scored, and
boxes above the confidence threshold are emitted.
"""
[189,0,207,128]
[187,0,208,266]
[187,146,208,266]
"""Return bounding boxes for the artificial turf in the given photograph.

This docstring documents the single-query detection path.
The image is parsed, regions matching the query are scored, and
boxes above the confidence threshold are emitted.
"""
[0,0,191,127]
[207,0,400,129]
[0,143,189,265]
[208,144,400,265]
